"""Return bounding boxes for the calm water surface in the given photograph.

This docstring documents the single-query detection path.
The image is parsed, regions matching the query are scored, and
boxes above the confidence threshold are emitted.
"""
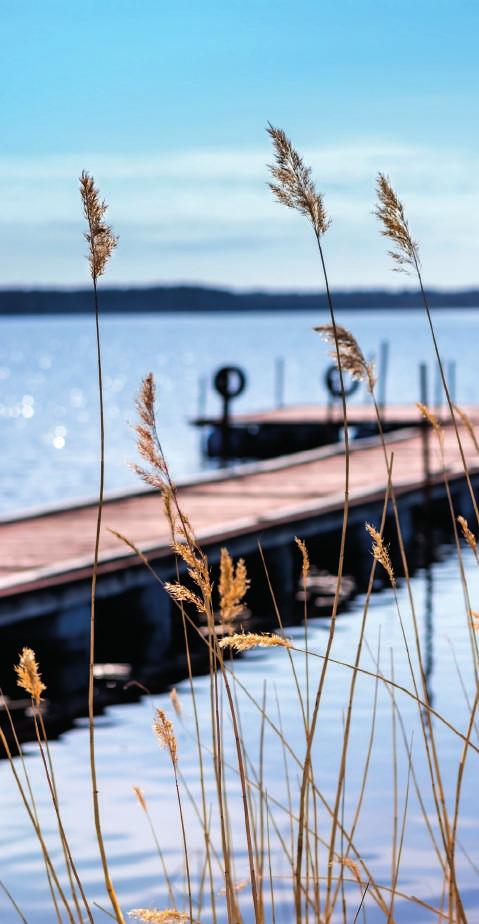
[1,309,478,921]
[1,308,478,515]
[0,547,478,922]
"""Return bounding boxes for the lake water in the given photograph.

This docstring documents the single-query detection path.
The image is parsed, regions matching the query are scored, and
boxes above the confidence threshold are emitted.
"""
[1,308,479,922]
[1,308,478,516]
[0,542,477,922]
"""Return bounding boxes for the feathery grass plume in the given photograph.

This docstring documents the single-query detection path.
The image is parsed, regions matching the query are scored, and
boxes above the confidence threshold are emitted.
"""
[153,709,177,766]
[15,648,46,705]
[457,516,477,551]
[219,632,293,652]
[128,911,189,923]
[454,404,479,453]
[133,374,168,489]
[314,324,376,389]
[132,787,147,813]
[295,536,310,578]
[79,171,118,282]
[365,523,396,587]
[164,582,208,616]
[134,375,211,601]
[417,403,444,447]
[219,548,250,624]
[375,173,419,273]
[267,124,330,237]
[169,688,182,718]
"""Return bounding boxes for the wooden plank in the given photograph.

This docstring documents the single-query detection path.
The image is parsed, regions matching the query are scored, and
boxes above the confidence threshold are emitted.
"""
[194,402,479,426]
[1,423,477,600]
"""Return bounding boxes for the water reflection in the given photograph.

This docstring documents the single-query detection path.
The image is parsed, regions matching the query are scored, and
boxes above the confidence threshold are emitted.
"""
[0,513,460,753]
[0,529,478,922]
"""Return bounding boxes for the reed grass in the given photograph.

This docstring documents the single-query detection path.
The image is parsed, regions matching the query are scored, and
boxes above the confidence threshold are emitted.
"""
[1,129,479,924]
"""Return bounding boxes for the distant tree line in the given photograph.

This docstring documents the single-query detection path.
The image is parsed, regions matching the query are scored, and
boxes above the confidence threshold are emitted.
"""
[0,285,478,314]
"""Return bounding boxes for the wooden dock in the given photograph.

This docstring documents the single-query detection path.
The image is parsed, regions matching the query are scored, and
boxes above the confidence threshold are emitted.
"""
[196,402,469,426]
[1,418,478,626]
[192,402,479,460]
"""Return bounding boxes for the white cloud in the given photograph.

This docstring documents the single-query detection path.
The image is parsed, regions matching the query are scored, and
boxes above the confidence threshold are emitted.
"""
[0,142,477,288]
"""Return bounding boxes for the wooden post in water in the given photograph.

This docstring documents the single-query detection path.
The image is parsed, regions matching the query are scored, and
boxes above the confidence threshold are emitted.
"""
[274,356,285,408]
[433,363,442,413]
[447,360,457,403]
[378,340,389,416]
[197,374,208,418]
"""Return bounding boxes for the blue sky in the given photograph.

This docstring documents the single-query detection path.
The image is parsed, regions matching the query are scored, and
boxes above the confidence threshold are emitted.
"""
[1,0,478,289]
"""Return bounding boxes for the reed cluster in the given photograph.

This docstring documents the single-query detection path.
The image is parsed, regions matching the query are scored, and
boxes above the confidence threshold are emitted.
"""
[1,128,479,924]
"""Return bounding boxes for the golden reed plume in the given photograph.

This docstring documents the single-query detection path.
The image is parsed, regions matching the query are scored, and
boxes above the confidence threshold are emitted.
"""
[267,124,330,237]
[315,324,376,389]
[375,172,419,273]
[365,523,396,587]
[128,911,190,923]
[153,709,178,766]
[132,786,147,813]
[457,515,477,552]
[15,648,46,705]
[79,171,118,282]
[134,373,167,488]
[169,688,182,718]
[219,548,250,624]
[219,632,293,653]
[295,536,310,579]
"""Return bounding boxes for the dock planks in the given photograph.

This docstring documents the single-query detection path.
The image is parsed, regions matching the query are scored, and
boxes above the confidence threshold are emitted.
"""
[1,419,478,603]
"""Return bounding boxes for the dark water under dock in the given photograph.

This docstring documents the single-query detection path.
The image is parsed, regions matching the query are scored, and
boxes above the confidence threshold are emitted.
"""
[0,527,478,922]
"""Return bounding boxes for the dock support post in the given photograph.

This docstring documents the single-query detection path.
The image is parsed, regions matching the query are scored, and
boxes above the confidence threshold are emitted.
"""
[197,374,208,418]
[261,542,295,624]
[378,340,389,415]
[447,360,457,403]
[433,363,442,412]
[275,357,285,408]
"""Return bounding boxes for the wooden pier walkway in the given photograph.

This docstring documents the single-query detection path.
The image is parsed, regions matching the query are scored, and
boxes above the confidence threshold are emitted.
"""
[196,402,470,426]
[1,419,478,616]
[192,402,479,460]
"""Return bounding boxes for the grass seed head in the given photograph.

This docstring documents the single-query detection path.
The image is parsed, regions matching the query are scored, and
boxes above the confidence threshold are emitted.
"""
[153,709,178,766]
[169,688,182,718]
[375,172,419,273]
[219,548,250,624]
[295,536,310,579]
[79,171,118,281]
[15,648,46,705]
[457,516,477,551]
[132,786,147,812]
[129,911,190,923]
[219,632,293,653]
[314,324,375,389]
[267,124,330,237]
[365,523,396,587]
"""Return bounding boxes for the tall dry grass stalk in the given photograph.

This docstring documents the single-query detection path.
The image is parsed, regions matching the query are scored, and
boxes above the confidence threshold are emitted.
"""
[267,125,354,924]
[79,171,123,923]
[132,373,262,923]
[4,139,479,924]
[375,172,479,531]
